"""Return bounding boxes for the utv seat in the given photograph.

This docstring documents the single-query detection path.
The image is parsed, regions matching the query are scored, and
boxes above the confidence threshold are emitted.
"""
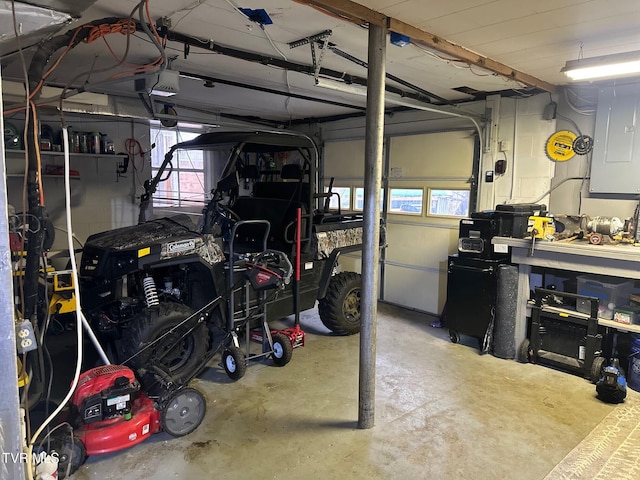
[230,197,308,252]
[251,163,311,210]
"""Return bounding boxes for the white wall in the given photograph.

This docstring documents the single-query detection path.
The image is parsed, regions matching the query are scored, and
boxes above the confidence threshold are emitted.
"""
[492,95,557,209]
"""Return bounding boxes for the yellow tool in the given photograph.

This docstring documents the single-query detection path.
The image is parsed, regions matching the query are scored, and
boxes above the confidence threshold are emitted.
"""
[528,216,556,239]
[527,216,556,254]
[48,270,77,315]
[17,357,29,388]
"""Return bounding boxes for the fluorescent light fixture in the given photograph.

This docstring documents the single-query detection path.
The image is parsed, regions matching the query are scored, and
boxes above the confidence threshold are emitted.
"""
[561,50,640,81]
[315,77,368,96]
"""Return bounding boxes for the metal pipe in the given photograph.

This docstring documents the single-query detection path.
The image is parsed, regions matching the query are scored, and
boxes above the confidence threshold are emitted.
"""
[0,79,25,480]
[358,22,386,430]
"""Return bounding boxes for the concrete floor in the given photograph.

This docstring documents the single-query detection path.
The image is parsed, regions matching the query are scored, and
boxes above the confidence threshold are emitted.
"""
[70,303,628,480]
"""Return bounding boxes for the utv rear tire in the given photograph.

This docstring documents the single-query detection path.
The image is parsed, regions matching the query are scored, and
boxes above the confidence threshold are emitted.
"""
[119,302,208,383]
[318,272,362,335]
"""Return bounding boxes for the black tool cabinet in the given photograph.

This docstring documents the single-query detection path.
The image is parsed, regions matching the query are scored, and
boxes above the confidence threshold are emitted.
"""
[522,288,605,382]
[446,255,507,348]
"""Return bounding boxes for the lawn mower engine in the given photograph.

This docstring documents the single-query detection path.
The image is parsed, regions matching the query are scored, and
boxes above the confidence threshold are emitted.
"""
[70,365,162,455]
[52,365,206,478]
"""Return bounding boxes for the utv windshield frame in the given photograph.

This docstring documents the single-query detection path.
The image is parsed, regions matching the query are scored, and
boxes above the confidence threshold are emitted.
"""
[139,130,321,224]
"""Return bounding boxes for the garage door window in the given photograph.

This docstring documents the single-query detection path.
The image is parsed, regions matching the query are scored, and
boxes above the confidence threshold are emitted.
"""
[354,188,383,211]
[428,189,470,217]
[389,188,423,215]
[325,186,351,211]
[151,126,205,208]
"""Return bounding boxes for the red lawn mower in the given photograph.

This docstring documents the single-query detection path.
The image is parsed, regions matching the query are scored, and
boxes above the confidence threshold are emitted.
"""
[44,364,205,478]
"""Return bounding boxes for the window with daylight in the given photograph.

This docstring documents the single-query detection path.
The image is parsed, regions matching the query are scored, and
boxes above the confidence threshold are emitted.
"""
[150,126,206,208]
[428,189,470,217]
[354,187,384,212]
[324,186,351,211]
[388,188,423,215]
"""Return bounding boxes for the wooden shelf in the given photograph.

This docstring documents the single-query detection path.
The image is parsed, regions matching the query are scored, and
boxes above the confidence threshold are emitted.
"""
[598,318,640,334]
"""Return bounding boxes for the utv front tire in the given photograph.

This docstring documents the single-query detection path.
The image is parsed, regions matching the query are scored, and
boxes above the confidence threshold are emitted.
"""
[119,302,208,382]
[318,272,362,335]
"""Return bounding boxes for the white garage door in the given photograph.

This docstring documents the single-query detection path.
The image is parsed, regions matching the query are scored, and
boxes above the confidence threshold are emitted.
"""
[323,130,475,315]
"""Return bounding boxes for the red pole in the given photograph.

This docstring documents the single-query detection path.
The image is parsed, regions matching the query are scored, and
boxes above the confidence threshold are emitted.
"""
[296,207,301,282]
[294,207,301,327]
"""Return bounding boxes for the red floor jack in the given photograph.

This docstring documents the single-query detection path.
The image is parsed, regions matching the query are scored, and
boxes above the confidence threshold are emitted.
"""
[44,362,205,478]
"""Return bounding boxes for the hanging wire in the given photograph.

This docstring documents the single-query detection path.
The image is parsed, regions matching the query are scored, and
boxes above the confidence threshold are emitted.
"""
[168,0,208,29]
[563,88,596,116]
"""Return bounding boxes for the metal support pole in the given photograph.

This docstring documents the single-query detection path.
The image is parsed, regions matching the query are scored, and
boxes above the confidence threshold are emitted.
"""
[358,22,386,430]
[0,76,26,480]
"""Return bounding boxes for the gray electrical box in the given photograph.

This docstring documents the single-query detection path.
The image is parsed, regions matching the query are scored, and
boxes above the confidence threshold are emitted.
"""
[590,83,640,194]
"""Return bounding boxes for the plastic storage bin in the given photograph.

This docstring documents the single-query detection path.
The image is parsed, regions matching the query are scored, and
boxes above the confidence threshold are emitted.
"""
[576,275,634,319]
[613,305,640,325]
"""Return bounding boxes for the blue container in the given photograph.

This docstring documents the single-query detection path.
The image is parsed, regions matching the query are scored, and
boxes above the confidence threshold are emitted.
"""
[628,336,640,392]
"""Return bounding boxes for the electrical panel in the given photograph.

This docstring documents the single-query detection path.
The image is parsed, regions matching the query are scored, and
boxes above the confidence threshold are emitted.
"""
[590,84,640,194]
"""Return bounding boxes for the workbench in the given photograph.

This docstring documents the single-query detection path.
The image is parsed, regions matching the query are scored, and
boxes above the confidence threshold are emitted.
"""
[491,237,640,348]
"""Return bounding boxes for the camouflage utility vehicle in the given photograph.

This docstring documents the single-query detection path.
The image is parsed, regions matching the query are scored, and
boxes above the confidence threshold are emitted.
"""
[79,131,366,381]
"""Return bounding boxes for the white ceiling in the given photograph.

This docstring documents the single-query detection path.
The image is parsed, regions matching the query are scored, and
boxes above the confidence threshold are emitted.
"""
[3,0,640,124]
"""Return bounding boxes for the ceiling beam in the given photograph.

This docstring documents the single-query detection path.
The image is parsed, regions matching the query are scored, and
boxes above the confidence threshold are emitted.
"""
[296,0,557,93]
[295,0,386,25]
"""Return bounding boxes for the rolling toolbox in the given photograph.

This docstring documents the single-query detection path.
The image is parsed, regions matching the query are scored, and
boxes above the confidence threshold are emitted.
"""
[445,255,508,350]
[521,288,605,382]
